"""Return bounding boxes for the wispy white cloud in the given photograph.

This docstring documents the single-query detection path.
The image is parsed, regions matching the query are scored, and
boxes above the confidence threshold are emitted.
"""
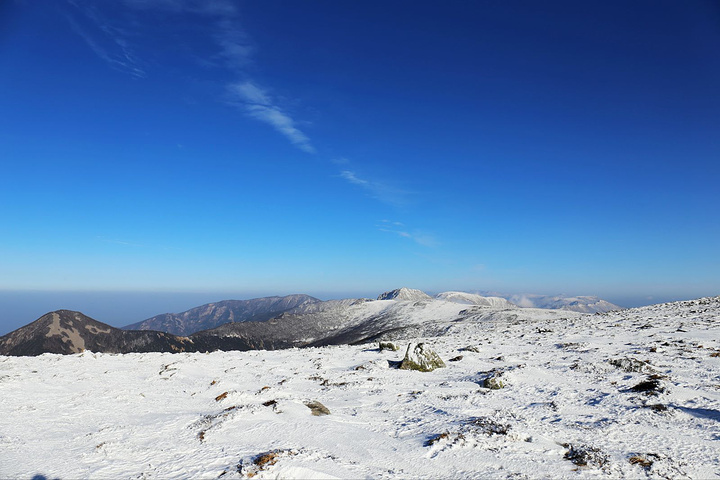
[339,170,369,187]
[376,220,439,248]
[339,170,409,206]
[65,0,314,153]
[95,236,146,248]
[228,82,316,153]
[65,2,146,78]
[214,19,254,69]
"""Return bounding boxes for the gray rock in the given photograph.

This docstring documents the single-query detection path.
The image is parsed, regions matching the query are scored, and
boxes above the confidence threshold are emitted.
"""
[379,341,399,351]
[609,357,655,373]
[483,374,505,390]
[305,401,330,416]
[399,343,446,372]
[460,345,481,353]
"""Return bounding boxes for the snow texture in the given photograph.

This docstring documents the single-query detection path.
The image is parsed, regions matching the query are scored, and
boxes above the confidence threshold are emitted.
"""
[2,296,720,479]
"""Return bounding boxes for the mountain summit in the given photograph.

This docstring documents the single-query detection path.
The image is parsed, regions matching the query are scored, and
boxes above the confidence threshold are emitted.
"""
[377,288,432,302]
[0,310,191,356]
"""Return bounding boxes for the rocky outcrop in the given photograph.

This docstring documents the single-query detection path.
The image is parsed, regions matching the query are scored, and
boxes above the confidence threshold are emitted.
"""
[399,343,446,372]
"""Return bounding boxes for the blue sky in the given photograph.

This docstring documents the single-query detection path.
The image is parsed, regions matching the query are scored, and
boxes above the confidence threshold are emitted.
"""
[1,0,719,330]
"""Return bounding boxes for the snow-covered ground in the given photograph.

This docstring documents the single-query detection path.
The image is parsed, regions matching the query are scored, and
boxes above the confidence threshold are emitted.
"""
[2,297,719,479]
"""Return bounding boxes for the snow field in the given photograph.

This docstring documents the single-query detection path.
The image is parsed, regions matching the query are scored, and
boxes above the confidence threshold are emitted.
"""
[1,297,720,478]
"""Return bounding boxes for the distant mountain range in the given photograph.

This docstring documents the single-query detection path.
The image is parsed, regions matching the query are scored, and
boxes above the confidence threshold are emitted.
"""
[0,288,623,356]
[123,294,320,336]
[504,293,621,313]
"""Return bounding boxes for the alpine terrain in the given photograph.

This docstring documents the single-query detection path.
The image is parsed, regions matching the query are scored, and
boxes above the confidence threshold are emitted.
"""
[1,295,719,478]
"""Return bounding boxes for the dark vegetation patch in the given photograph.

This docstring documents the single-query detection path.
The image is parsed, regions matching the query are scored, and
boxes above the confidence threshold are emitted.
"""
[563,444,608,468]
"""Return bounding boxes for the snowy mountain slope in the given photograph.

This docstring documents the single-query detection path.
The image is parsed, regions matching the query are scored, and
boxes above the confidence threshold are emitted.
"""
[2,296,719,479]
[191,295,559,350]
[436,291,516,308]
[123,295,320,336]
[377,287,432,301]
[1,296,534,356]
[507,293,622,313]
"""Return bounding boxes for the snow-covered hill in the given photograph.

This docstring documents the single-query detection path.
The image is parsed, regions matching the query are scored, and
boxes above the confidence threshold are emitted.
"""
[2,296,719,478]
[192,294,569,349]
[377,287,433,302]
[436,291,516,308]
[507,294,621,313]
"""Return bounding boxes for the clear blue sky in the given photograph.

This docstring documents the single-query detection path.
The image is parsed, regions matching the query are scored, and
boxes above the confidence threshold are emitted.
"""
[1,0,719,330]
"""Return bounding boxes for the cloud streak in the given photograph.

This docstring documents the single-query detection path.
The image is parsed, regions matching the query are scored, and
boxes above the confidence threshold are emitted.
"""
[228,82,316,153]
[65,0,313,153]
[65,2,146,78]
[339,170,409,207]
[376,220,439,248]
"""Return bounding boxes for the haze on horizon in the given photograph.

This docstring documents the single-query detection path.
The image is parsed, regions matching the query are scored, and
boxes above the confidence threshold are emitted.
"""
[1,1,718,334]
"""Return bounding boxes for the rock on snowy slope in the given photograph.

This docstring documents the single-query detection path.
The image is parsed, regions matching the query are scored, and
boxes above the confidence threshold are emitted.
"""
[123,294,320,336]
[377,287,432,302]
[435,291,516,308]
[0,310,192,356]
[399,342,446,371]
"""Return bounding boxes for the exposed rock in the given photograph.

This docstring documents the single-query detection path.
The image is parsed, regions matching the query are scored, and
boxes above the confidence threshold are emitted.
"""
[609,357,655,373]
[378,341,399,351]
[460,345,481,353]
[467,416,510,435]
[305,400,330,416]
[629,454,656,469]
[424,431,465,447]
[399,343,446,372]
[483,375,505,390]
[238,449,296,478]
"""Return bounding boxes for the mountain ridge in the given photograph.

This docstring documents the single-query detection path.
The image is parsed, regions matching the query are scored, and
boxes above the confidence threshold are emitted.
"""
[1,288,630,356]
[122,294,320,336]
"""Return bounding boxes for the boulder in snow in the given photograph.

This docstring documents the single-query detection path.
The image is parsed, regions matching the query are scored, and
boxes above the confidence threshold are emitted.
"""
[305,400,331,416]
[379,341,399,352]
[399,343,446,372]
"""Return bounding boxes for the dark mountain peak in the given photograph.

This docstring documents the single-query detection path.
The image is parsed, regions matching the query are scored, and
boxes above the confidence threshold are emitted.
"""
[0,310,192,357]
[0,310,115,356]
